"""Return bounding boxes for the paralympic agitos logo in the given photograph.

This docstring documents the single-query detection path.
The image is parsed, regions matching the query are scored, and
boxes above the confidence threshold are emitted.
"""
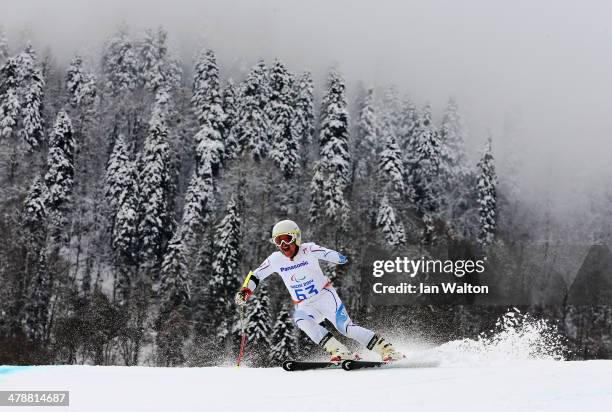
[290,274,307,282]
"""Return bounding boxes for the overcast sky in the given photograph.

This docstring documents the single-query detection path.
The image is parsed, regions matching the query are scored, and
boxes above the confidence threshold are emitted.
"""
[3,0,612,214]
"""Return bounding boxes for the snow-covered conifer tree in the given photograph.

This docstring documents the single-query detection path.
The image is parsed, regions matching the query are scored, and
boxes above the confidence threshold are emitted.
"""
[180,159,215,247]
[356,88,378,153]
[159,232,190,313]
[110,148,140,305]
[192,49,224,127]
[207,195,242,336]
[17,44,44,150]
[308,162,326,223]
[376,195,406,247]
[194,123,224,176]
[410,104,441,229]
[398,98,418,168]
[66,55,97,108]
[310,70,351,223]
[378,113,405,195]
[221,80,240,159]
[105,134,140,267]
[246,285,272,346]
[0,43,45,150]
[158,157,214,322]
[439,98,468,177]
[268,59,299,178]
[234,60,269,161]
[138,91,175,265]
[157,28,181,90]
[105,134,131,211]
[293,71,314,145]
[0,57,21,139]
[22,176,48,230]
[192,49,225,172]
[138,27,181,92]
[138,28,159,89]
[44,110,74,211]
[111,169,139,265]
[269,308,297,364]
[103,26,138,95]
[319,70,351,187]
[477,137,497,249]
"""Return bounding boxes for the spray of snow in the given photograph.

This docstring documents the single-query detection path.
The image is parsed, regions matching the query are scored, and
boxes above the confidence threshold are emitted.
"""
[218,308,567,367]
[407,309,567,367]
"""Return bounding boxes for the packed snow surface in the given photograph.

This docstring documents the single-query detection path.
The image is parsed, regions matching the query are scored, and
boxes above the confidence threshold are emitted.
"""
[1,312,611,411]
[2,360,612,412]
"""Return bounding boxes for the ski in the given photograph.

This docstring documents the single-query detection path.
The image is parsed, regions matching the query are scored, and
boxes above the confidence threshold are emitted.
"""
[341,360,386,370]
[342,359,441,371]
[282,360,339,371]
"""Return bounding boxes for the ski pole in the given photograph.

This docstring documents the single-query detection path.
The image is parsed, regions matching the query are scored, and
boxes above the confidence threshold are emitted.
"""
[236,271,253,368]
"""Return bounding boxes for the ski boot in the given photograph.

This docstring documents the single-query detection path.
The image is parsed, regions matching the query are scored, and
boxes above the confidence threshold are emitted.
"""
[368,334,405,362]
[321,335,360,363]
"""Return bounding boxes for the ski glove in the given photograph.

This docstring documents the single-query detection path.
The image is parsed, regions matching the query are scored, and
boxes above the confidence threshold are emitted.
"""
[235,287,253,306]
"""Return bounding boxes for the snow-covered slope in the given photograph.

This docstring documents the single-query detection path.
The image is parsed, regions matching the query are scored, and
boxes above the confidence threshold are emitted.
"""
[2,312,610,412]
[1,360,611,412]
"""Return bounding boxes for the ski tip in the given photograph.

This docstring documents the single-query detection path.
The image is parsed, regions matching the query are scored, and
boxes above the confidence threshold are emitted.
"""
[282,361,294,371]
[341,360,354,371]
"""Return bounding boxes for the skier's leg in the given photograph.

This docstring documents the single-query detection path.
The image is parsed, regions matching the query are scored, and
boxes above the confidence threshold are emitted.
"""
[319,287,375,347]
[320,287,405,361]
[293,307,329,345]
[293,305,354,361]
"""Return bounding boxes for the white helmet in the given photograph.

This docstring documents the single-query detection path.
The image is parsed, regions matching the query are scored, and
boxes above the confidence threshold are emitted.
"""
[271,219,302,246]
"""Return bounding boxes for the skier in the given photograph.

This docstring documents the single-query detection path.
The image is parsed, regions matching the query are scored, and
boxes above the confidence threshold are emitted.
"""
[235,219,404,363]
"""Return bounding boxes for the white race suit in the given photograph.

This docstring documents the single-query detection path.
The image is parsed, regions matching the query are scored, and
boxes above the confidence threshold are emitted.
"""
[247,242,375,346]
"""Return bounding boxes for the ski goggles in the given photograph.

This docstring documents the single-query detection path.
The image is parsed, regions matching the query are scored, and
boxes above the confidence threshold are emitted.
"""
[270,233,297,246]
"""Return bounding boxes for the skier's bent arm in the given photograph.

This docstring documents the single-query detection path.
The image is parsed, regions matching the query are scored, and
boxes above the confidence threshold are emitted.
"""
[235,258,275,306]
[308,243,348,265]
[248,258,276,291]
